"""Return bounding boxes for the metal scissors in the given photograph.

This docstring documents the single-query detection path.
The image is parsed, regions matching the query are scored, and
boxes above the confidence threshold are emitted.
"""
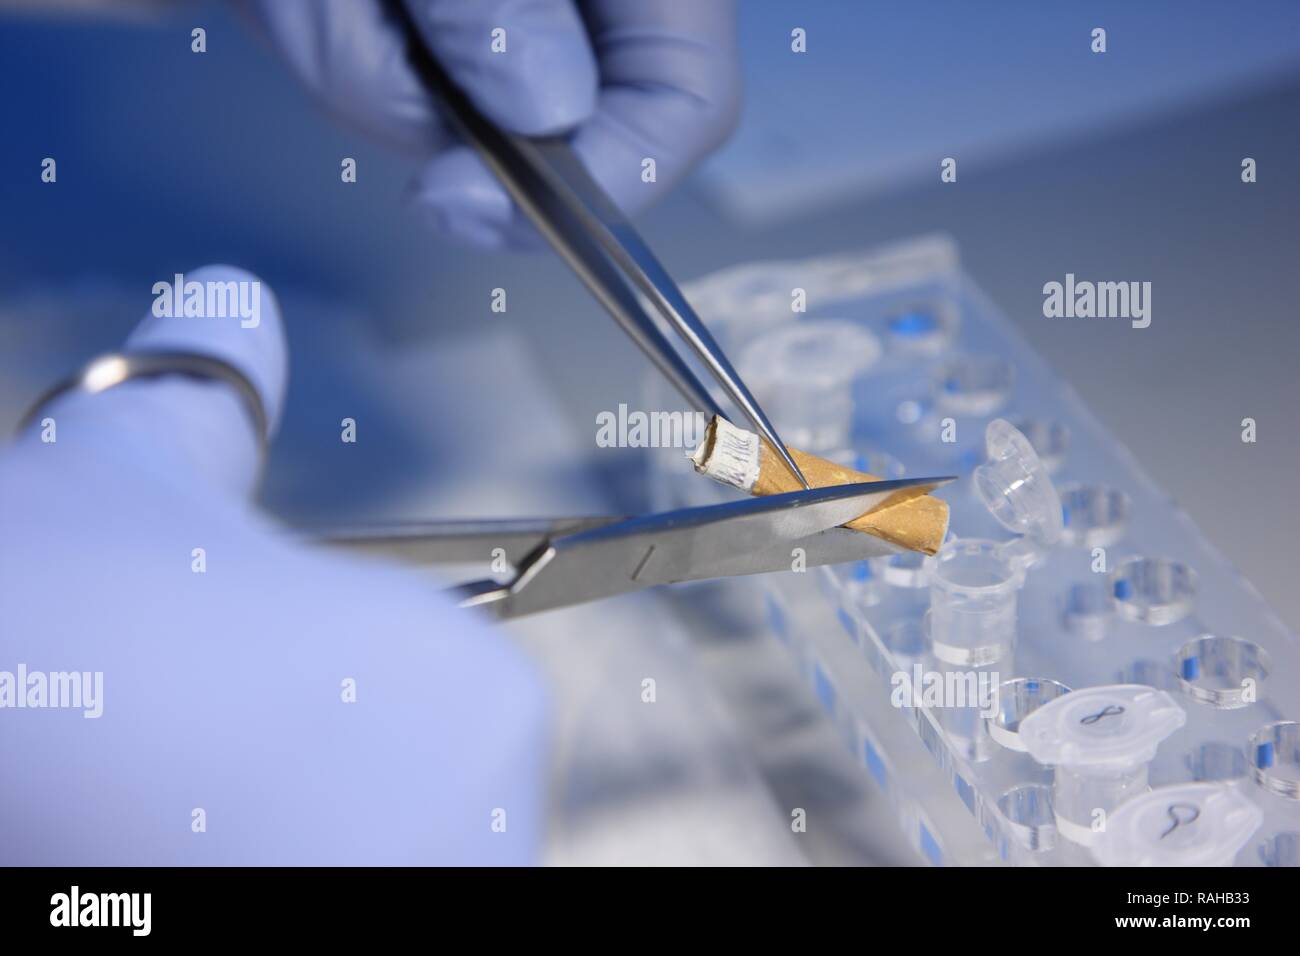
[319,477,953,619]
[384,0,812,490]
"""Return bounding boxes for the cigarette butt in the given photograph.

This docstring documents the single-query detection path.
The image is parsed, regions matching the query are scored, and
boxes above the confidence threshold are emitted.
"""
[689,416,949,555]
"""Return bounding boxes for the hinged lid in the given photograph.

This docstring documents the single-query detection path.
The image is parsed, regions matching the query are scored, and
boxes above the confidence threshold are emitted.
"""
[1018,684,1186,768]
[1092,783,1262,867]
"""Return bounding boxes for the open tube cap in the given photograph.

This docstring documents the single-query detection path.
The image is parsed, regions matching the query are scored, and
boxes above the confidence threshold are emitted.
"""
[973,419,1063,546]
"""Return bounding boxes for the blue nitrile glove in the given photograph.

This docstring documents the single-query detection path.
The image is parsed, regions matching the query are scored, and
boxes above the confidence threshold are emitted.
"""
[0,265,547,865]
[238,0,741,249]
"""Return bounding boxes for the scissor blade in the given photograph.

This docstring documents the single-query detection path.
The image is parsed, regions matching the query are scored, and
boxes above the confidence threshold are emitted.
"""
[689,527,905,581]
[309,517,624,567]
[493,477,952,617]
[621,476,950,587]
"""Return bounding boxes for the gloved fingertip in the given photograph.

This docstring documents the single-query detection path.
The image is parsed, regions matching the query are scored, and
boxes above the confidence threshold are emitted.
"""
[415,203,513,250]
[405,0,598,136]
[484,57,597,136]
[125,265,288,436]
[407,150,516,250]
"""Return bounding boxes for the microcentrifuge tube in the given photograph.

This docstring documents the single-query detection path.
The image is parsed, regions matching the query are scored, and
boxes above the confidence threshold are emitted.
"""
[1018,684,1187,846]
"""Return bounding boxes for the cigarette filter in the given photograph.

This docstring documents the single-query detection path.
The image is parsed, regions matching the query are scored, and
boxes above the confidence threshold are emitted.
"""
[690,416,949,555]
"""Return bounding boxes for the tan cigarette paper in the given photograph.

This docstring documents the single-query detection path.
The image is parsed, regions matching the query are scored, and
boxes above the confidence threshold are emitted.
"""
[689,416,949,555]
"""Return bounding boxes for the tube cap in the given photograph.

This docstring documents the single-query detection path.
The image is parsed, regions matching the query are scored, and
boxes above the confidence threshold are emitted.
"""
[1018,684,1186,769]
[1092,783,1262,867]
[973,419,1063,546]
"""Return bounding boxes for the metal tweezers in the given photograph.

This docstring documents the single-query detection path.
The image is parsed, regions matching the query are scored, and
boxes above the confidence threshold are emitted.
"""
[384,0,810,489]
[320,477,952,619]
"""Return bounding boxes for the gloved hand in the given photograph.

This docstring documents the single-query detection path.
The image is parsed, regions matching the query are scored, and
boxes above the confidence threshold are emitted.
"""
[238,0,741,249]
[0,265,547,864]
